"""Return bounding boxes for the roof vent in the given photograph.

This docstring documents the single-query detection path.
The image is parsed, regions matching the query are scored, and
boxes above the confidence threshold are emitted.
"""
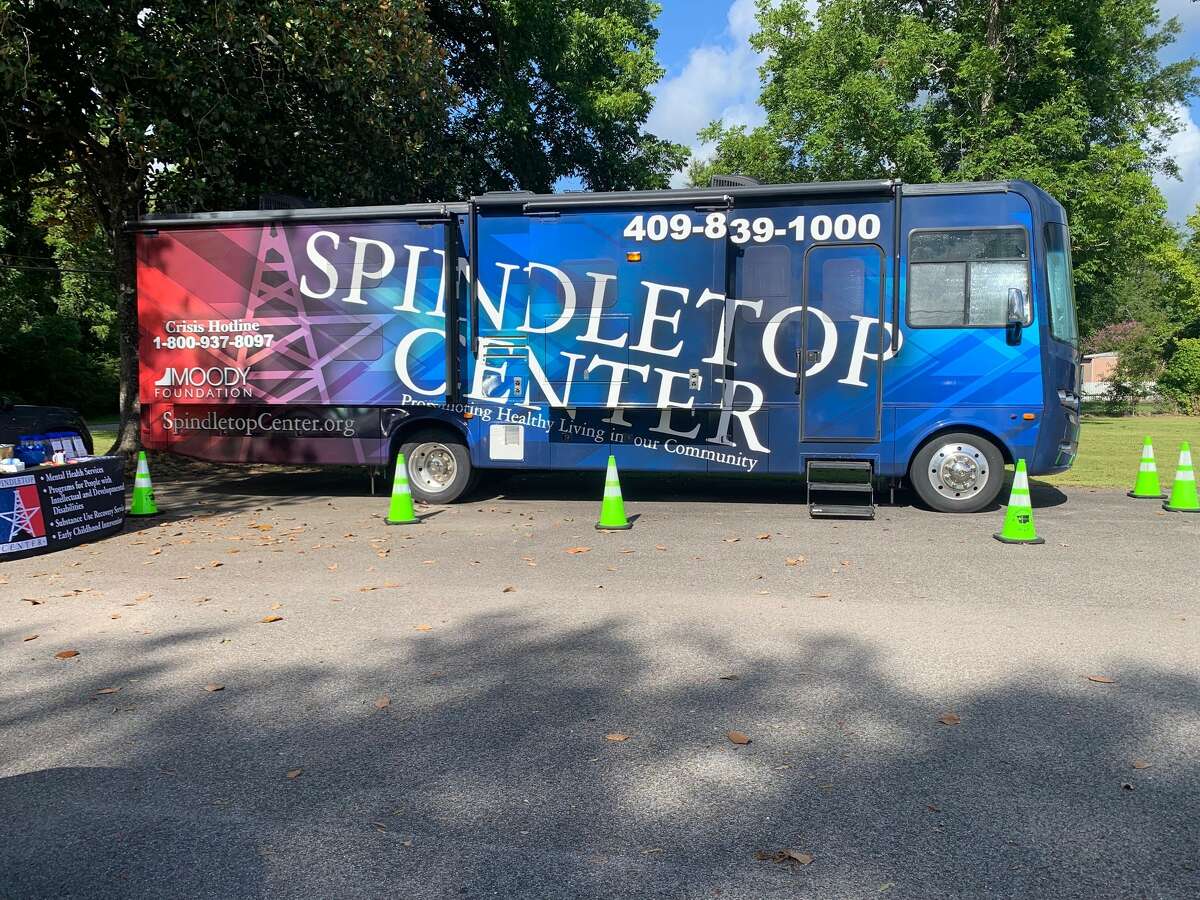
[708,174,760,188]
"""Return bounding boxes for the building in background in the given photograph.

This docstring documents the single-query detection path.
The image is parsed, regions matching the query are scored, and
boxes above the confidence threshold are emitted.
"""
[1081,351,1119,398]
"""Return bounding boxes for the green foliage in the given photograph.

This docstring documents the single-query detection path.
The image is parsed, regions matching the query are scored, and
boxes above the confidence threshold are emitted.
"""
[427,0,687,191]
[0,186,119,415]
[1158,338,1200,414]
[0,0,685,440]
[1101,321,1164,414]
[692,0,1200,338]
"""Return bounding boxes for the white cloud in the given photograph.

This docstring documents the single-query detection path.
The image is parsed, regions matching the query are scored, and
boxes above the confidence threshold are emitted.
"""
[1157,103,1200,222]
[647,0,775,183]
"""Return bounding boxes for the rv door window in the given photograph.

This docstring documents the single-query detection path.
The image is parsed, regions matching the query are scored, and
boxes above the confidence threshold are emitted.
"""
[908,228,1030,328]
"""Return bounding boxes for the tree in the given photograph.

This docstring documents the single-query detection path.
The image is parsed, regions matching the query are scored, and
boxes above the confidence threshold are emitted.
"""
[692,0,1199,337]
[425,0,687,192]
[1,0,453,450]
[1,0,686,450]
[0,173,120,413]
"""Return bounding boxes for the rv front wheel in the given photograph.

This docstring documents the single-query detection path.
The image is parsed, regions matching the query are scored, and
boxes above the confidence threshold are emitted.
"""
[909,432,1004,513]
[398,428,474,504]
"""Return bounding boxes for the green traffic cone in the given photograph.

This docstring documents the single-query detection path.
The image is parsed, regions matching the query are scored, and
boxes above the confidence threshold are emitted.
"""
[385,452,420,525]
[128,450,159,517]
[1163,442,1199,513]
[595,455,632,531]
[1128,436,1167,499]
[993,459,1044,545]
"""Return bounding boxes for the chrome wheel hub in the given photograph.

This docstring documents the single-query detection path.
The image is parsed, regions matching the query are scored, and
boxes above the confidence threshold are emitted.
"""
[409,442,457,494]
[928,442,989,501]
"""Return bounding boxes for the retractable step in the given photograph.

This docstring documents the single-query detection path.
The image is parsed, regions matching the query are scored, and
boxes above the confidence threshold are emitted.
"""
[806,460,875,519]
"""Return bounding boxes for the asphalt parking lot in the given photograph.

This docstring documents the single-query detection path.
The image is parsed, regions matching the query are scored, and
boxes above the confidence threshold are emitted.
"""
[2,466,1198,899]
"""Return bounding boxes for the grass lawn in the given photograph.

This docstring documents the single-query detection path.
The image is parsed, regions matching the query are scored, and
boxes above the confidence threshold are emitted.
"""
[89,423,118,456]
[1042,415,1199,489]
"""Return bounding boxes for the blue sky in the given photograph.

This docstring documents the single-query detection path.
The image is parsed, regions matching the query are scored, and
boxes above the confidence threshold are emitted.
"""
[647,0,1200,221]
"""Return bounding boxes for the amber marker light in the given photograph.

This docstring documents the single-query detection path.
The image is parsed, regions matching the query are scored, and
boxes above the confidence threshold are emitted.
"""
[1022,413,1037,420]
[626,251,642,262]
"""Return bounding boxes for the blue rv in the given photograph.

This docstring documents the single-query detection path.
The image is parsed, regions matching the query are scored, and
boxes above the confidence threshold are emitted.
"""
[135,178,1080,516]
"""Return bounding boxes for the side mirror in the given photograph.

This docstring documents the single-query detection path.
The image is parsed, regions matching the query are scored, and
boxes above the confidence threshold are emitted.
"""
[1006,287,1028,345]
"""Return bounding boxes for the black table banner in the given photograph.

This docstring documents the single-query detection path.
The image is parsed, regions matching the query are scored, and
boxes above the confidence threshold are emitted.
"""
[0,456,126,561]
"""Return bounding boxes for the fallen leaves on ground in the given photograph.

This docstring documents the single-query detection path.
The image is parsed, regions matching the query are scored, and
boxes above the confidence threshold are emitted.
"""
[22,634,38,642]
[727,730,751,745]
[722,537,740,544]
[21,598,43,605]
[502,585,516,593]
[757,533,771,540]
[414,623,433,632]
[654,544,666,551]
[719,674,739,681]
[755,849,814,866]
[269,602,283,610]
[97,687,120,694]
[605,733,630,742]
[54,649,79,659]
[260,615,283,624]
[204,684,225,692]
[1086,675,1116,684]
[374,695,391,709]
[565,546,591,555]
[938,713,961,726]
[286,768,302,779]
[1132,759,1152,769]
[812,592,832,599]
[785,557,804,567]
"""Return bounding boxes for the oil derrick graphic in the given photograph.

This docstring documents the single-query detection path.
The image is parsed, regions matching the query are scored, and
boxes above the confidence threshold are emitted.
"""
[238,224,327,404]
[238,224,378,406]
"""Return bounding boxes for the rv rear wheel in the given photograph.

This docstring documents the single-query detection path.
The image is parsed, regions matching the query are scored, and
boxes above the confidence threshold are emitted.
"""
[909,432,1004,513]
[398,428,474,504]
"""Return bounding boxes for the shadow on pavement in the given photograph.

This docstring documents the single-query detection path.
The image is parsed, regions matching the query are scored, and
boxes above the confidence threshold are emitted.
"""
[1,613,1193,898]
[134,456,1079,514]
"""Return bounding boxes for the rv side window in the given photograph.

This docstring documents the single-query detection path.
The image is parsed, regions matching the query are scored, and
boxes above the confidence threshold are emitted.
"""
[908,228,1030,328]
[1044,224,1078,345]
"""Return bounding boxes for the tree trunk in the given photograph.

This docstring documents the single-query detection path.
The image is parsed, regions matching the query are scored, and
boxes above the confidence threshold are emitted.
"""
[111,219,141,454]
[980,0,1003,119]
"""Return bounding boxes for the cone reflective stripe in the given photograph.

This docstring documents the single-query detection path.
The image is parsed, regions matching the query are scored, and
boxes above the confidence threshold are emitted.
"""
[993,458,1043,545]
[1163,442,1200,513]
[1128,436,1168,499]
[128,451,159,517]
[384,452,420,525]
[595,455,632,531]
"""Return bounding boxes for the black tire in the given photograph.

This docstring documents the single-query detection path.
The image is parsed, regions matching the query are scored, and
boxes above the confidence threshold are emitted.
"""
[908,431,1005,513]
[397,427,474,504]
